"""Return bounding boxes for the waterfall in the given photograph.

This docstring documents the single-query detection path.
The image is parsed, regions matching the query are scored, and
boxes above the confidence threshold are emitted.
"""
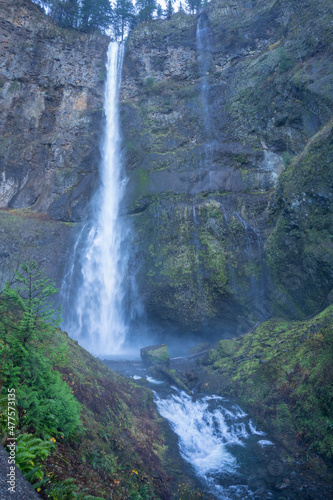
[193,15,213,315]
[61,42,132,355]
[197,14,212,138]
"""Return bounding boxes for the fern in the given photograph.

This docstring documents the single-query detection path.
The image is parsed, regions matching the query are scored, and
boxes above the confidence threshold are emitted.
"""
[9,433,55,487]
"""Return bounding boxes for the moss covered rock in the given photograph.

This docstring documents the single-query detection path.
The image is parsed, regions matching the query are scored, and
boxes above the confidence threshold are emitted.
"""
[266,121,333,318]
[217,338,237,357]
[121,0,333,334]
[140,344,170,366]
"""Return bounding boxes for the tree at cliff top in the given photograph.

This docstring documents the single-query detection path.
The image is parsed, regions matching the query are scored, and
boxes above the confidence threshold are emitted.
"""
[80,0,113,31]
[186,0,202,14]
[34,0,113,31]
[156,3,163,17]
[136,0,157,22]
[165,0,173,19]
[112,0,136,40]
[35,0,80,27]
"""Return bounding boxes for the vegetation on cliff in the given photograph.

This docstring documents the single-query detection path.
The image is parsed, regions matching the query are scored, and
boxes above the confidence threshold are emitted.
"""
[202,305,333,467]
[32,0,204,36]
[267,120,333,319]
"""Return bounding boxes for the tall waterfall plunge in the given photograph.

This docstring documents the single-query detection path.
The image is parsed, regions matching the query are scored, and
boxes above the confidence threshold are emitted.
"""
[62,43,138,355]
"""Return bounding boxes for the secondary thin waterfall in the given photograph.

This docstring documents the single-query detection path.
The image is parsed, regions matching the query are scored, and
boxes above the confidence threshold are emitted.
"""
[197,13,212,138]
[62,42,130,355]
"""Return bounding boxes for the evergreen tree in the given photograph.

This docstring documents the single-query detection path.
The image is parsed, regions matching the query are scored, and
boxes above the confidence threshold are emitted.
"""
[156,3,163,18]
[0,261,81,439]
[165,0,173,19]
[0,260,61,347]
[0,261,81,437]
[113,0,136,40]
[136,0,157,22]
[36,0,80,27]
[186,0,201,14]
[80,0,112,31]
[179,1,184,12]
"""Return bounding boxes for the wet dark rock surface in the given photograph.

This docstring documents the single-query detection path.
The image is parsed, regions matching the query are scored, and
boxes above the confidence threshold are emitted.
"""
[0,445,40,499]
[121,0,333,334]
[0,0,108,222]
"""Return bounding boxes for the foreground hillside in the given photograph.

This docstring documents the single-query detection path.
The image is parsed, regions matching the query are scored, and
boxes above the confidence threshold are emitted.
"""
[0,265,174,499]
[1,329,173,499]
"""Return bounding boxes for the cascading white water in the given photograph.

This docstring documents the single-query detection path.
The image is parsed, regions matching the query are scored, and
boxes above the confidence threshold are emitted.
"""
[154,389,272,499]
[62,42,131,355]
[197,14,212,137]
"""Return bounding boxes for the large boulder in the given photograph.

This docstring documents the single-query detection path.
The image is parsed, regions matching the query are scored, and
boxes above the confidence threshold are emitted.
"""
[217,339,237,358]
[140,344,170,367]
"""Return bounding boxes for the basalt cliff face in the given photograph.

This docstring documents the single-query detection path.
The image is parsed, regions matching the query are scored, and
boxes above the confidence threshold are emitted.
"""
[0,0,108,220]
[0,0,332,335]
[121,0,333,334]
[0,0,108,283]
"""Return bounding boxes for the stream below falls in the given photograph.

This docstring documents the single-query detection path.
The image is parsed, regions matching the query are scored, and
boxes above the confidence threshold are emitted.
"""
[103,357,327,500]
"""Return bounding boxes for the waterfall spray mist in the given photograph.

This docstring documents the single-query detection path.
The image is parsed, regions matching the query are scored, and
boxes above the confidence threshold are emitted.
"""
[61,42,136,355]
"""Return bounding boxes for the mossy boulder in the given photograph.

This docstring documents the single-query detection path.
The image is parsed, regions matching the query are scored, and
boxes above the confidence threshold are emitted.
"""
[140,344,170,366]
[217,339,237,357]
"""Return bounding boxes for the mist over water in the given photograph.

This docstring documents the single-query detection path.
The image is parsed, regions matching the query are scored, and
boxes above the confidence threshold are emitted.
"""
[61,42,139,355]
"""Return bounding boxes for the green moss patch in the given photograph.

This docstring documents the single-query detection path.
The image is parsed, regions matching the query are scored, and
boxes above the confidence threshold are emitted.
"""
[141,344,170,366]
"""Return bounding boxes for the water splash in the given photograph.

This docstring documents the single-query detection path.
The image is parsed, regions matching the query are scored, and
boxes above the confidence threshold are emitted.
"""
[61,42,133,355]
[154,389,268,499]
[155,391,237,477]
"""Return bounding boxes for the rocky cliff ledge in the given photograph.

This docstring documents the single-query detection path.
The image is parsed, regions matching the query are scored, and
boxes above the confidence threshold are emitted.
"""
[121,0,333,334]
